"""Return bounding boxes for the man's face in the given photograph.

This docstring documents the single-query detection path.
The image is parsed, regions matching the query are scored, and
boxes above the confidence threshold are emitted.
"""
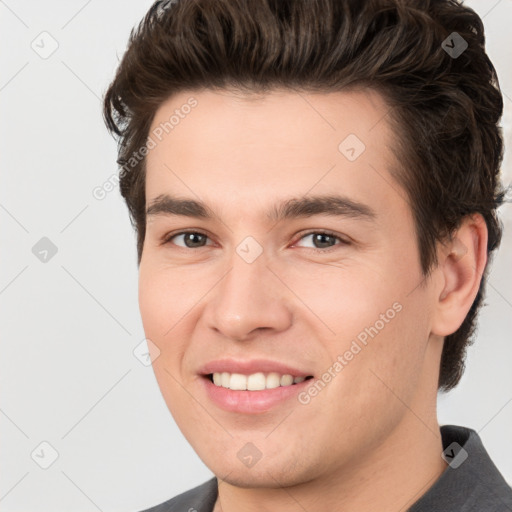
[139,89,441,486]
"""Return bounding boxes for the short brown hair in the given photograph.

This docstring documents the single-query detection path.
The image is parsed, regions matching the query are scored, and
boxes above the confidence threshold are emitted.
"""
[103,0,507,391]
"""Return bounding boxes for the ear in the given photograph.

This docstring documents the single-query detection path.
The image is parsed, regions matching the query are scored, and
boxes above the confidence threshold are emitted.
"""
[430,213,488,337]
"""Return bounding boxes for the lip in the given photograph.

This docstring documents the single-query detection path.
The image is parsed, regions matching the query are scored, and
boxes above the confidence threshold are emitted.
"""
[200,375,312,414]
[198,358,312,378]
[197,358,314,414]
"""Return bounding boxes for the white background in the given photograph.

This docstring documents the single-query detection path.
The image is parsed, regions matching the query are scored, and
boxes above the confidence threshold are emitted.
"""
[1,1,511,511]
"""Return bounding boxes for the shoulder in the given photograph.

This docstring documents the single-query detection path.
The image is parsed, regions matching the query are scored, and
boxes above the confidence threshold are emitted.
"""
[138,477,218,512]
[409,425,512,512]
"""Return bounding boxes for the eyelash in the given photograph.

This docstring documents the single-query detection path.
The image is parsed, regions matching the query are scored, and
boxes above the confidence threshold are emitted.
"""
[161,229,350,253]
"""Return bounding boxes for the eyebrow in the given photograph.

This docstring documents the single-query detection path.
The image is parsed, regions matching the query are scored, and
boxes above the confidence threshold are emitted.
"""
[146,194,377,223]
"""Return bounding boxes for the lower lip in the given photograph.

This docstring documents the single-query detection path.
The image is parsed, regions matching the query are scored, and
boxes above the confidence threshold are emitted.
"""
[201,376,312,414]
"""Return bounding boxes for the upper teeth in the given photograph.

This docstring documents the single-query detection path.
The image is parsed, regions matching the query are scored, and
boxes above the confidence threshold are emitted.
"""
[212,372,306,391]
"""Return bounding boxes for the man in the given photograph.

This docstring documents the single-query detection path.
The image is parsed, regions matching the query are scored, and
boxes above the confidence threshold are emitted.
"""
[103,0,512,510]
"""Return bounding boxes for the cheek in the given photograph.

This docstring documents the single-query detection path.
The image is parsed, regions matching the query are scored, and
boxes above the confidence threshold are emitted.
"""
[138,262,200,336]
[138,271,171,337]
[137,265,192,373]
[277,255,406,342]
[321,285,431,434]
[138,267,200,420]
[282,252,428,397]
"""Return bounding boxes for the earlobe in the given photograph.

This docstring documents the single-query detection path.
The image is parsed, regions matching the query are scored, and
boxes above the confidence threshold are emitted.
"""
[431,214,488,336]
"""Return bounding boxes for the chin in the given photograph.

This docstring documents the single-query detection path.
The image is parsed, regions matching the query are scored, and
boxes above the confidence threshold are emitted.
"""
[216,468,309,489]
[202,448,320,490]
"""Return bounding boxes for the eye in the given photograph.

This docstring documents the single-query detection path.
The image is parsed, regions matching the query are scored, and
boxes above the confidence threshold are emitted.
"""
[161,229,349,252]
[162,230,212,249]
[294,230,349,252]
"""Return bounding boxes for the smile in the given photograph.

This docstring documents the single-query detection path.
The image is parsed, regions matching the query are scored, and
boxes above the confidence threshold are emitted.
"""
[209,372,311,391]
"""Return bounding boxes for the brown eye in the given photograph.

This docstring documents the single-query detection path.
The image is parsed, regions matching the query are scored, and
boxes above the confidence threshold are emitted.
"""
[163,231,211,248]
[295,231,349,252]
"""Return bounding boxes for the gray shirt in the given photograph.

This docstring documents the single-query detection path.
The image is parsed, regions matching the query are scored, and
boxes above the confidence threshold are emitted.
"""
[141,425,512,511]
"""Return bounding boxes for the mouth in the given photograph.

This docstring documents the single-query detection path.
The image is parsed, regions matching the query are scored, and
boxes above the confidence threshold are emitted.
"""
[205,372,314,391]
[199,367,314,414]
[197,359,315,413]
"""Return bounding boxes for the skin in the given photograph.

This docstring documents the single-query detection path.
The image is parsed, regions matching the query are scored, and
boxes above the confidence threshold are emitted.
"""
[138,88,488,512]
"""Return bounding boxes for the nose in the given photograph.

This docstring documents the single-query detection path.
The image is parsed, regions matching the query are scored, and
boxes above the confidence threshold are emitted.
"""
[204,250,293,342]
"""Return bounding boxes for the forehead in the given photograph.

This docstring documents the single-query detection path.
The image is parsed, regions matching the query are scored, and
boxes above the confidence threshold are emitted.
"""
[148,87,392,155]
[145,88,404,222]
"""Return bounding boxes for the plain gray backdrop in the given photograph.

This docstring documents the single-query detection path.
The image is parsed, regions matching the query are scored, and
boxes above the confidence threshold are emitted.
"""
[1,1,511,511]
